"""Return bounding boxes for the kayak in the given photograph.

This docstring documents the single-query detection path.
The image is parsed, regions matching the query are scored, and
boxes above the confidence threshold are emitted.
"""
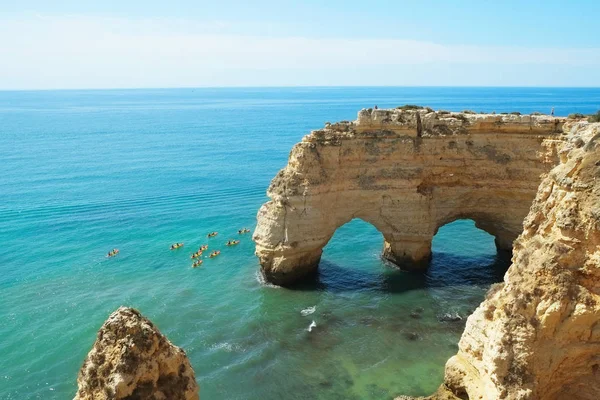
[107,249,119,257]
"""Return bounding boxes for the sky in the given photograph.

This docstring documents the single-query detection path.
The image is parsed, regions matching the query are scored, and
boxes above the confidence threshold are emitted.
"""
[1,0,599,89]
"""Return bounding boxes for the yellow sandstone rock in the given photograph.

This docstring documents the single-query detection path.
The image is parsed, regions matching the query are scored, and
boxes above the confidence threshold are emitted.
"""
[254,108,565,286]
[74,307,199,400]
[439,121,600,400]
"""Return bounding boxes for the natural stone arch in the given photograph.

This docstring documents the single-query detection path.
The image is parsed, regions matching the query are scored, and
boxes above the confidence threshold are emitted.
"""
[253,108,565,286]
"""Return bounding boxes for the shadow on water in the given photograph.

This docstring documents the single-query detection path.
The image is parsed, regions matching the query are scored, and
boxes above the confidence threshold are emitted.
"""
[287,250,511,294]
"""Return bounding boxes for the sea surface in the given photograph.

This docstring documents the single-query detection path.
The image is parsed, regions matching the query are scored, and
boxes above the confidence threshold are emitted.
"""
[1,87,599,399]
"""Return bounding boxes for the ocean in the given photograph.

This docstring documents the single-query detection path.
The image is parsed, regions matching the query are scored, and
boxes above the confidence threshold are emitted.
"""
[1,87,599,399]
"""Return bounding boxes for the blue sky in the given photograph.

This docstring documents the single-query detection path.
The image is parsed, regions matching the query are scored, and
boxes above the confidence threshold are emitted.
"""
[1,0,599,89]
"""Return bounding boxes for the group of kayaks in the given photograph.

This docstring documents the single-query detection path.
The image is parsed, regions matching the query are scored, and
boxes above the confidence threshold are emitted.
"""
[106,228,251,266]
[170,228,251,268]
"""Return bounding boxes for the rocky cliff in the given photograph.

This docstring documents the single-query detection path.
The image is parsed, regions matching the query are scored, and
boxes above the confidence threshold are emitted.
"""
[254,108,565,285]
[436,121,600,400]
[74,307,199,400]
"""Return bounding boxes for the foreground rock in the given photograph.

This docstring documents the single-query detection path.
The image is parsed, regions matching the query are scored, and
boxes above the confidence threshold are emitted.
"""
[413,121,600,399]
[254,107,565,285]
[74,307,199,400]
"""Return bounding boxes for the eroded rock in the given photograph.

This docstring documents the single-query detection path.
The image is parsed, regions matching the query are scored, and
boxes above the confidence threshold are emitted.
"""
[428,121,600,400]
[254,108,565,285]
[74,307,199,400]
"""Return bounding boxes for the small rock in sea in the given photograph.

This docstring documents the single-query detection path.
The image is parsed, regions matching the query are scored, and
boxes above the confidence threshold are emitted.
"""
[438,312,463,322]
[403,332,420,341]
[318,380,333,388]
[414,307,424,313]
[301,306,316,316]
[410,311,422,319]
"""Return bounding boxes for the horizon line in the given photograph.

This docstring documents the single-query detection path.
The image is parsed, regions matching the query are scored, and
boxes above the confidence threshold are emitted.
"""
[2,84,600,93]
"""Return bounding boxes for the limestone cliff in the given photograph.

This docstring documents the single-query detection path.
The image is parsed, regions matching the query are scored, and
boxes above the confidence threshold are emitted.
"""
[254,108,565,285]
[74,307,199,400]
[437,121,600,400]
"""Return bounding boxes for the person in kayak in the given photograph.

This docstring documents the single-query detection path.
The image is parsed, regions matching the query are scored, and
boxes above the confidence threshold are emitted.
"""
[107,248,119,257]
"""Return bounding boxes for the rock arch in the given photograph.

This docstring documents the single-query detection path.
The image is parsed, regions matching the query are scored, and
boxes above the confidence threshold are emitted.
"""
[253,108,565,286]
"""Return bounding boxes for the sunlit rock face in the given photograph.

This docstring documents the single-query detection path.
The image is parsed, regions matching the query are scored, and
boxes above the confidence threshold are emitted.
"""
[253,108,565,286]
[440,121,600,400]
[74,307,199,400]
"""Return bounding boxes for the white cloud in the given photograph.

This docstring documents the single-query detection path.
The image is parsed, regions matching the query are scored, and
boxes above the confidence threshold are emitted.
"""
[0,14,599,89]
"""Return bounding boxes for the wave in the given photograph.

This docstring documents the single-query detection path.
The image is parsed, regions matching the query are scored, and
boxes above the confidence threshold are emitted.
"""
[209,342,245,353]
[255,271,281,289]
[300,306,316,316]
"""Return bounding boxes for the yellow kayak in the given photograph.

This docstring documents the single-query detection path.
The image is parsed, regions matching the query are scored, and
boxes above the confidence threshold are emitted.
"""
[107,249,119,257]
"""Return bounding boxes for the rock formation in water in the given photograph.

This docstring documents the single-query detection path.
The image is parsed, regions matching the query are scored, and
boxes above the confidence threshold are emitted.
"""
[253,107,565,285]
[74,307,199,400]
[436,121,600,400]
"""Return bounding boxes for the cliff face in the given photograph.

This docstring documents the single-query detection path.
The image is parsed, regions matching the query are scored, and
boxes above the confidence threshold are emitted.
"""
[254,108,564,285]
[74,307,199,400]
[440,121,600,400]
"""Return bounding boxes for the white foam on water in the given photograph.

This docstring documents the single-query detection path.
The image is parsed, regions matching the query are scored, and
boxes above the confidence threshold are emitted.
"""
[210,342,245,353]
[307,320,317,332]
[300,306,316,316]
[255,270,281,289]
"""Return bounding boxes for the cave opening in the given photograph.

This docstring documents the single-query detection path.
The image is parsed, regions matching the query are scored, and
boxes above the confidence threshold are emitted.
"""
[310,218,511,292]
[317,218,389,291]
[427,218,511,288]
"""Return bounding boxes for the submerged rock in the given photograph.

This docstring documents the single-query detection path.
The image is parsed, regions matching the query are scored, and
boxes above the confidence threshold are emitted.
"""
[437,313,463,323]
[409,311,422,319]
[403,332,420,341]
[74,307,199,400]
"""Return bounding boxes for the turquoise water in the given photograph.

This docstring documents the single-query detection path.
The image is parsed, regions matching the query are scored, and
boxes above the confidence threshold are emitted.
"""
[1,87,599,399]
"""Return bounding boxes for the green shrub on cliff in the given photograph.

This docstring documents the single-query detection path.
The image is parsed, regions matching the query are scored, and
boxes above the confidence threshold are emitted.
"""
[568,113,586,119]
[397,104,424,110]
[588,111,600,122]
